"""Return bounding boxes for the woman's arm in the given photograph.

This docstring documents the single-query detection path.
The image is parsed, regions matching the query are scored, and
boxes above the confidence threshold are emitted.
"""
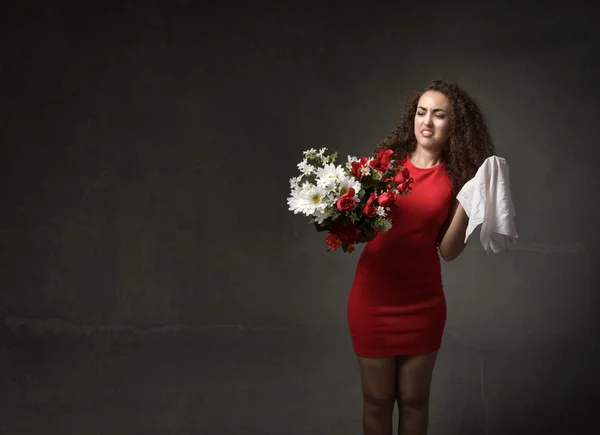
[437,199,469,262]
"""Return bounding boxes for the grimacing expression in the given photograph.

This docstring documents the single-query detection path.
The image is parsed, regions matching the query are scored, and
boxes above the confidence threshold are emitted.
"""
[413,90,451,151]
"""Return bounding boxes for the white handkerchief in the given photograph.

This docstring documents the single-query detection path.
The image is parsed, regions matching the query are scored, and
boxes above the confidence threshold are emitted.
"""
[456,156,518,255]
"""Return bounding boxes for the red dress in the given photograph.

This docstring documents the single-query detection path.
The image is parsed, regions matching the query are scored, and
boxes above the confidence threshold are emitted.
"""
[346,153,455,357]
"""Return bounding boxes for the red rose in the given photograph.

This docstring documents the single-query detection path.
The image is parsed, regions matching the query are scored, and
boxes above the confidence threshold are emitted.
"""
[362,192,378,218]
[394,167,411,184]
[336,188,356,211]
[351,157,369,178]
[369,149,394,172]
[397,178,413,192]
[377,192,396,207]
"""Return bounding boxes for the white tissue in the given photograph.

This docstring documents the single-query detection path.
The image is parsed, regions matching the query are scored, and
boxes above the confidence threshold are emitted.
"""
[456,156,518,255]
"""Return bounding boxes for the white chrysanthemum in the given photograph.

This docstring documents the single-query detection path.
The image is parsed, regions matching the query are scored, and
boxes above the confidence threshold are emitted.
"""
[287,184,329,216]
[304,184,330,214]
[297,159,316,175]
[313,207,334,224]
[289,176,303,189]
[359,165,371,178]
[303,148,317,157]
[381,218,393,232]
[287,185,305,213]
[336,175,362,200]
[315,163,345,189]
[287,189,304,215]
[346,155,359,171]
[299,181,315,195]
[288,181,316,214]
[376,206,387,217]
[318,147,327,157]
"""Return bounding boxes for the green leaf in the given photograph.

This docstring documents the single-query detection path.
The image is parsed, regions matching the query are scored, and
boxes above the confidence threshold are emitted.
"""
[314,222,328,232]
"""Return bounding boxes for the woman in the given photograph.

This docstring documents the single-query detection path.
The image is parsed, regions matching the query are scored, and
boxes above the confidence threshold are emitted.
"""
[347,79,495,435]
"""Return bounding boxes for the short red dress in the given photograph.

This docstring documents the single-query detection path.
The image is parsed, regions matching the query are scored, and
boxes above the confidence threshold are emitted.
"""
[346,153,455,357]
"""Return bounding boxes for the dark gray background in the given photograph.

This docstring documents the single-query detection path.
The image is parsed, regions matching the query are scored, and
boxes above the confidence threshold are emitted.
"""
[1,1,599,434]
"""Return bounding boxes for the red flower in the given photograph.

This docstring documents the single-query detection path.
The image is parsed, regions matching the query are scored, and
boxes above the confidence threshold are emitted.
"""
[362,192,378,218]
[330,220,361,244]
[398,180,413,192]
[397,175,414,192]
[369,149,394,172]
[325,234,342,251]
[394,167,411,184]
[377,192,396,207]
[351,157,369,178]
[336,188,357,212]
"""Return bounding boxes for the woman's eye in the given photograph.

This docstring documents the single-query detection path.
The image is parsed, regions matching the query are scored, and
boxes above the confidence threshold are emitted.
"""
[417,112,425,116]
[436,114,445,119]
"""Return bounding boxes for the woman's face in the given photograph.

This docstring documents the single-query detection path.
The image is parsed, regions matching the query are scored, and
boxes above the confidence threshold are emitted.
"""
[413,90,451,151]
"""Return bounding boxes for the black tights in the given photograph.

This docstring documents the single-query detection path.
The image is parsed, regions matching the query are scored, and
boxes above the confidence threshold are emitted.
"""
[357,352,438,435]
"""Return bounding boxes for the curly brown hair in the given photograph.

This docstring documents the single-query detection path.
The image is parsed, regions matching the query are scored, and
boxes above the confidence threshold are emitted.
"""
[373,79,495,195]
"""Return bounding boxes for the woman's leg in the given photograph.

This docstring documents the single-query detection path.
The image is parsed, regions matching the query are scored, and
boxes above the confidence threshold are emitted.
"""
[357,355,397,435]
[395,351,438,435]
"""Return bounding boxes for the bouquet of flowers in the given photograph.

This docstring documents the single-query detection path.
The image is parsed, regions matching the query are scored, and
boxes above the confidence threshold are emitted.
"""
[287,147,413,253]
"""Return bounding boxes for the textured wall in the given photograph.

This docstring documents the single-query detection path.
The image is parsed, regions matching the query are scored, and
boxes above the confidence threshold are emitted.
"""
[1,1,599,434]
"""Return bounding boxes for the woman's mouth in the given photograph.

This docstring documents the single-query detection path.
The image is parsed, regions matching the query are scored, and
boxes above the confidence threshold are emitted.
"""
[421,129,434,137]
